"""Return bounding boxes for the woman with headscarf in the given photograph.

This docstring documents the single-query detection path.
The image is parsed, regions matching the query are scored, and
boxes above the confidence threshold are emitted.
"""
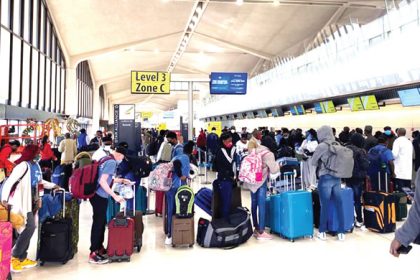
[1,144,58,273]
[297,129,318,189]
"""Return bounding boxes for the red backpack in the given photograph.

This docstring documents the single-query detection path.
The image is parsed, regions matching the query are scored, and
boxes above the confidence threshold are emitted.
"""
[69,155,114,199]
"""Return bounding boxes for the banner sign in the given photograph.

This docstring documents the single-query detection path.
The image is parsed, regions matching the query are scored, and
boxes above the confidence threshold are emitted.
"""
[114,104,137,151]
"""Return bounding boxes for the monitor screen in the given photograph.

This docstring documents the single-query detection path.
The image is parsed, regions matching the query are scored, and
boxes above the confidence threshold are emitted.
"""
[258,110,268,118]
[246,112,255,119]
[296,105,305,115]
[210,72,248,95]
[321,101,336,113]
[347,97,364,112]
[361,95,379,110]
[314,103,324,114]
[271,108,284,117]
[398,88,420,107]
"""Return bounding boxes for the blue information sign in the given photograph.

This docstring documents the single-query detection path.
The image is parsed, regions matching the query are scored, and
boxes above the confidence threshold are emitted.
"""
[210,72,248,95]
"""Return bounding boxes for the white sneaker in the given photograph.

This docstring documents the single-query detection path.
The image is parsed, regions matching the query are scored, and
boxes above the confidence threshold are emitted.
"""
[338,233,345,241]
[165,237,172,245]
[317,232,327,241]
[355,221,363,228]
[360,225,367,232]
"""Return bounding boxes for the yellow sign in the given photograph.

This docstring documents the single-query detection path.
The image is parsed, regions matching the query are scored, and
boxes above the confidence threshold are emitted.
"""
[141,112,153,119]
[321,101,336,113]
[207,122,222,136]
[361,95,379,110]
[347,97,364,112]
[131,71,171,94]
[157,123,167,131]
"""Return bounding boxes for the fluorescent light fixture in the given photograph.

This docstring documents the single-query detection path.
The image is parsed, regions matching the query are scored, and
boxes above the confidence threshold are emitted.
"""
[236,0,244,5]
[273,0,280,6]
[196,6,202,15]
[189,22,195,29]
[154,49,160,54]
[192,15,198,23]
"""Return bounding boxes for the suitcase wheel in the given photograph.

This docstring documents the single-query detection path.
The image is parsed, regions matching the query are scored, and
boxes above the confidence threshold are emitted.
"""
[290,239,295,243]
[136,246,141,253]
[189,244,194,248]
[40,262,45,266]
[62,261,67,265]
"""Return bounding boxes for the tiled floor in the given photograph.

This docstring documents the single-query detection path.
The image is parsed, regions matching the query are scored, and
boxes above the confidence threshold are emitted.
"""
[13,171,420,280]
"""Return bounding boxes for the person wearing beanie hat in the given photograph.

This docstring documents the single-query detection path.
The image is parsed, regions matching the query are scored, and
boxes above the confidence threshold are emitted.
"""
[345,132,369,229]
[0,140,21,179]
[88,145,131,265]
[1,144,59,273]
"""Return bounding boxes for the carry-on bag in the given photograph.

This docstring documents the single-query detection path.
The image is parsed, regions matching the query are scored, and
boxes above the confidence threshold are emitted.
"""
[327,186,355,235]
[155,190,165,216]
[194,188,212,216]
[175,185,195,218]
[363,172,396,233]
[393,191,408,221]
[39,189,74,266]
[211,179,242,220]
[279,172,313,242]
[0,207,13,280]
[107,206,134,262]
[172,216,194,247]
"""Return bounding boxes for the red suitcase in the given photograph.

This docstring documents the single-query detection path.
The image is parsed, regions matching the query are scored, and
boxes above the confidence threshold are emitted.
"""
[155,191,165,216]
[0,209,13,280]
[107,208,134,262]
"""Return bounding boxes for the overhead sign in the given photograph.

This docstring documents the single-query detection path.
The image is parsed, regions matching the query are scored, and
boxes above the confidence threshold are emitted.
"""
[141,112,153,119]
[157,123,167,131]
[361,95,379,110]
[131,71,171,94]
[163,111,175,119]
[114,104,137,151]
[347,97,364,112]
[207,122,222,136]
[210,72,248,95]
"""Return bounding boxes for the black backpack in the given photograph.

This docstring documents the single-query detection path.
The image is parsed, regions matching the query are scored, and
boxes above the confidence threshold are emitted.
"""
[146,139,159,156]
[126,155,153,178]
[348,145,370,179]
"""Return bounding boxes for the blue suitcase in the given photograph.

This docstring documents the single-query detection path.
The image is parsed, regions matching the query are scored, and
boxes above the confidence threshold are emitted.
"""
[265,195,281,233]
[195,188,213,216]
[279,172,313,242]
[327,187,355,235]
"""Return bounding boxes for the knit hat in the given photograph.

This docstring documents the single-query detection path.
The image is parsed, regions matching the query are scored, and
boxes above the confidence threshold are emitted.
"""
[15,144,40,164]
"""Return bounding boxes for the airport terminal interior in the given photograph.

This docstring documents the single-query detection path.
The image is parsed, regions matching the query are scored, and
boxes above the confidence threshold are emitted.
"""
[1,0,420,279]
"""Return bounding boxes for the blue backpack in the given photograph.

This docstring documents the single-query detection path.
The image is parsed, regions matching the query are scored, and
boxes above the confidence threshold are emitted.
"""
[368,147,386,174]
[51,165,66,185]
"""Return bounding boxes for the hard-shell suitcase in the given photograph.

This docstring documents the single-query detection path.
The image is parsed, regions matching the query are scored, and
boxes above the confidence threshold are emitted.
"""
[129,211,144,253]
[363,172,396,233]
[265,194,281,233]
[0,208,13,280]
[195,188,213,216]
[107,207,134,262]
[39,189,74,266]
[279,172,313,241]
[327,187,355,235]
[155,190,165,216]
[172,216,194,247]
[312,189,320,228]
[393,191,408,221]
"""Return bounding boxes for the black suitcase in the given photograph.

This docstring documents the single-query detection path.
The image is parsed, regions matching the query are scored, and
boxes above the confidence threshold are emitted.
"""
[39,189,74,265]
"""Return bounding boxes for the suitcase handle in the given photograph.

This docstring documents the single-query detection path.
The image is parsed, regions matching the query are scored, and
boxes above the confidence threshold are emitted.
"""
[53,187,67,219]
[114,217,129,227]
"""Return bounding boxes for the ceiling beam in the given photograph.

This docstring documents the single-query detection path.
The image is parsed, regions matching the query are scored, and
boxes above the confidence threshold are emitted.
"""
[70,31,183,67]
[175,64,210,75]
[194,32,273,60]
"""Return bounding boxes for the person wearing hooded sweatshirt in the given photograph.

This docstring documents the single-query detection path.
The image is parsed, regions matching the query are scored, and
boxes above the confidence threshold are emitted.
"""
[390,169,420,257]
[345,133,369,228]
[214,132,237,219]
[297,129,318,189]
[164,141,190,245]
[246,137,280,240]
[311,125,346,241]
[1,145,59,273]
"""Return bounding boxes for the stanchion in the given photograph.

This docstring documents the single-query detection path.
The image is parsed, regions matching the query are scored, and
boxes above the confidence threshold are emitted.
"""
[142,177,155,215]
[202,151,212,184]
[198,147,204,176]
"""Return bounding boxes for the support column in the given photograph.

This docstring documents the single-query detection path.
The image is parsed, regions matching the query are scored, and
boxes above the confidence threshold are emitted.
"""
[65,67,78,117]
[188,81,194,141]
[91,85,101,134]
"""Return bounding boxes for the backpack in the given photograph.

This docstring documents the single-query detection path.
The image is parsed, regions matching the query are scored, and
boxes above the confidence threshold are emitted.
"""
[238,150,269,184]
[147,162,173,192]
[159,142,173,162]
[69,156,114,199]
[126,155,153,178]
[146,139,159,156]
[51,165,66,186]
[368,147,387,174]
[348,145,370,179]
[196,207,253,248]
[175,185,194,218]
[322,142,354,178]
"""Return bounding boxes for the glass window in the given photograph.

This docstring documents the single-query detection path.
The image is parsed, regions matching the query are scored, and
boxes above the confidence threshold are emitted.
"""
[21,42,30,107]
[50,62,56,112]
[45,18,50,57]
[32,0,39,48]
[1,0,10,27]
[0,28,11,102]
[55,64,59,111]
[60,68,65,113]
[38,53,45,109]
[30,50,38,109]
[23,0,30,42]
[11,36,22,106]
[39,2,45,53]
[45,58,50,110]
[13,0,21,35]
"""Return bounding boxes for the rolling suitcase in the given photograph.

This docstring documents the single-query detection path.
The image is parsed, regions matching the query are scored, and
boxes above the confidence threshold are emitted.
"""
[128,185,144,253]
[195,188,213,216]
[39,189,74,266]
[107,206,134,262]
[172,216,195,247]
[327,187,355,235]
[211,179,242,220]
[363,172,396,233]
[0,208,13,280]
[393,191,408,221]
[155,190,165,216]
[265,194,281,233]
[279,172,313,242]
[55,197,80,254]
[312,189,320,228]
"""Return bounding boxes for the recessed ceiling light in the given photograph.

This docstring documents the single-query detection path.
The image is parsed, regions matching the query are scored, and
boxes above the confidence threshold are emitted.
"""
[191,15,198,23]
[196,6,202,15]
[236,0,244,6]
[273,0,280,6]
[154,49,160,54]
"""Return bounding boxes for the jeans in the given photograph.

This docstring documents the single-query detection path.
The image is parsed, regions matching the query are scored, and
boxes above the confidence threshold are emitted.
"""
[215,179,233,219]
[346,179,363,223]
[89,194,108,253]
[251,182,267,233]
[318,174,344,234]
[165,182,182,238]
[13,212,36,260]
